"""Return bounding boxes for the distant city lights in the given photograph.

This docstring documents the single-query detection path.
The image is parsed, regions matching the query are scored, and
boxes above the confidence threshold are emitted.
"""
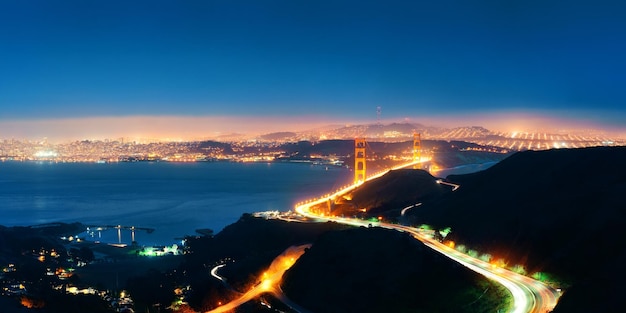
[34,150,58,158]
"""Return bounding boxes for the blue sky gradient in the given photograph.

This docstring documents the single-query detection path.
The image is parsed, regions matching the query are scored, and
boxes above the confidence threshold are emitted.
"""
[1,0,625,137]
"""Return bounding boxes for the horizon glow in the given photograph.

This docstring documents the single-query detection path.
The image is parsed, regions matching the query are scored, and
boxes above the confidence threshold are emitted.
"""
[1,110,624,143]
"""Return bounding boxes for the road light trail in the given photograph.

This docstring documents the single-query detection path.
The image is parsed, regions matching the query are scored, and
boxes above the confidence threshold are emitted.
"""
[205,245,311,313]
[294,160,559,313]
[400,203,421,216]
[210,264,227,283]
[436,179,460,191]
[407,230,533,313]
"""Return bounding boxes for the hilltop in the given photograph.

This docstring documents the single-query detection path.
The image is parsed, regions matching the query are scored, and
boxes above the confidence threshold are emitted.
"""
[331,169,450,216]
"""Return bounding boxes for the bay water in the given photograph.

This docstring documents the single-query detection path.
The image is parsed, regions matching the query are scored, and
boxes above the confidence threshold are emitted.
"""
[0,161,351,245]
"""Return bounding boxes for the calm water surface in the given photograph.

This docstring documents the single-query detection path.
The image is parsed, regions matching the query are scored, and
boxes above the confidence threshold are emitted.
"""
[0,161,351,245]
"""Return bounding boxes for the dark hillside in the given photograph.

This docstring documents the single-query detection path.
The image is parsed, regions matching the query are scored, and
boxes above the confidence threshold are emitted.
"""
[346,169,450,215]
[122,215,350,312]
[416,147,626,275]
[282,227,510,313]
[176,214,350,311]
[410,146,626,312]
[182,214,350,289]
[340,146,626,312]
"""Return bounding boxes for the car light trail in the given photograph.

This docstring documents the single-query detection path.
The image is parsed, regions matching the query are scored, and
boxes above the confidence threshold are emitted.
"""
[205,245,311,313]
[210,264,227,283]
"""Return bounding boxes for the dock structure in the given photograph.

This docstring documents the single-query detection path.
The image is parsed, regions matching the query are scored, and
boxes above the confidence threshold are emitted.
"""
[85,225,155,244]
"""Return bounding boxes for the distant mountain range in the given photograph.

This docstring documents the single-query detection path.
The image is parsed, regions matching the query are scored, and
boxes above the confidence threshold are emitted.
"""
[256,122,623,152]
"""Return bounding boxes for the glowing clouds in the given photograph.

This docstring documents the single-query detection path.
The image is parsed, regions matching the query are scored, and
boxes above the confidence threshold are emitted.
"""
[0,115,340,142]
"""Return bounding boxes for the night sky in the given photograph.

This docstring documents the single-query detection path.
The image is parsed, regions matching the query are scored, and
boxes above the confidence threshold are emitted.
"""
[1,1,625,139]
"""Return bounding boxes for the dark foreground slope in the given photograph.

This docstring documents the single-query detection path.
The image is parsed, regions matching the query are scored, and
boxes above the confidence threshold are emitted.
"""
[165,214,350,312]
[282,227,510,313]
[407,146,626,312]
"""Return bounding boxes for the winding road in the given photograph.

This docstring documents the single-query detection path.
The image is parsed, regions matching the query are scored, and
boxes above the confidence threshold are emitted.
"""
[208,160,559,313]
[294,160,560,313]
[205,245,311,313]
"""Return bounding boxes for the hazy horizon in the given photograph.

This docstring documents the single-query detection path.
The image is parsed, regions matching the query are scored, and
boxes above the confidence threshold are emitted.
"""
[1,110,624,143]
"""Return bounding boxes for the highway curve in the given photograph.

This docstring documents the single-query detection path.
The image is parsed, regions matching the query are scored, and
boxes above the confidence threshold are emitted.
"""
[294,161,560,313]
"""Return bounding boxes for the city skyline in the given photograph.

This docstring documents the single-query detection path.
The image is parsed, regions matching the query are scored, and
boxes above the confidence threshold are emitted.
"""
[1,111,624,143]
[1,1,625,140]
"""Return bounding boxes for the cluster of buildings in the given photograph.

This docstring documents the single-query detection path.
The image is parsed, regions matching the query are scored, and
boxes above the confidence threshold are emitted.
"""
[0,123,622,163]
[0,138,283,163]
[0,227,190,312]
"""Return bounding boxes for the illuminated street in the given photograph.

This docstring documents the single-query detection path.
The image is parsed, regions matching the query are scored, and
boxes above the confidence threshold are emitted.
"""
[294,160,560,313]
[210,264,227,283]
[205,245,310,313]
[436,179,460,191]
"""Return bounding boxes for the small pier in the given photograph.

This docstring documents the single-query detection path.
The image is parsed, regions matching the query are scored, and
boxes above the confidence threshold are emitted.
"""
[84,225,155,244]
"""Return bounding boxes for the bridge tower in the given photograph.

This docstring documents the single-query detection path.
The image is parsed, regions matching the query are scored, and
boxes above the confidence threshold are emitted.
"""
[413,132,421,169]
[354,138,366,184]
